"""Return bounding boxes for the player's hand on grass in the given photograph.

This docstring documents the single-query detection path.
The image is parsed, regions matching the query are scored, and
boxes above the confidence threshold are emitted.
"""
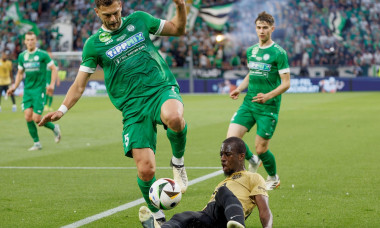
[252,93,269,104]
[230,88,241,100]
[38,111,63,126]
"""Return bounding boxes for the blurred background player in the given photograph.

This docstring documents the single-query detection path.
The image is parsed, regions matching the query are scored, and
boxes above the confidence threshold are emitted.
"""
[139,137,273,228]
[0,51,17,112]
[44,50,60,112]
[38,0,188,224]
[227,12,290,190]
[7,31,61,151]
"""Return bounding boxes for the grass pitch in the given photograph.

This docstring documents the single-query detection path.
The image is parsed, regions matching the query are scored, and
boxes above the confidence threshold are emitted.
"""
[0,92,379,227]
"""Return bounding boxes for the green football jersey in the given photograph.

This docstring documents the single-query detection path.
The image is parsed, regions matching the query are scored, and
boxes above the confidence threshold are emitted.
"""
[18,48,53,91]
[245,42,290,114]
[80,11,179,116]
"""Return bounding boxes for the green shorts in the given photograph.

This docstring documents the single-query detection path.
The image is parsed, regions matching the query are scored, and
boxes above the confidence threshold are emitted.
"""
[122,86,183,158]
[230,104,278,139]
[22,90,46,115]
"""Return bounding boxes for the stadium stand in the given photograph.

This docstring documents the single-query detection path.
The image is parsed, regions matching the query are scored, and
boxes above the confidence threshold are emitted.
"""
[1,0,379,78]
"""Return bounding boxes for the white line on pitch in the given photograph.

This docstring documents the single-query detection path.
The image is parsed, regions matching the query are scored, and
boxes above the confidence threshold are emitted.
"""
[61,170,224,228]
[0,166,220,170]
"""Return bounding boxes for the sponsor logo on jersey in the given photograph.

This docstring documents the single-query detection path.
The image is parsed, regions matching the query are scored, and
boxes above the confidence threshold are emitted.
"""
[24,62,40,69]
[106,32,145,59]
[263,54,270,61]
[99,32,112,42]
[116,34,127,42]
[248,62,271,71]
[127,25,135,32]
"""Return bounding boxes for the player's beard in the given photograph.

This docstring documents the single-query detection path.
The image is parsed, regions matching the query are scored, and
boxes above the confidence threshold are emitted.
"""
[104,18,121,31]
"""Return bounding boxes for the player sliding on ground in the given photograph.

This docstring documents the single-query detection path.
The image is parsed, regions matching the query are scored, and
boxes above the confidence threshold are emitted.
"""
[139,137,273,228]
[39,0,188,224]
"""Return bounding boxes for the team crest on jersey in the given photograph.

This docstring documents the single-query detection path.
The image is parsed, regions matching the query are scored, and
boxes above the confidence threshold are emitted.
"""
[263,54,270,61]
[34,56,39,61]
[127,25,135,32]
[99,32,112,42]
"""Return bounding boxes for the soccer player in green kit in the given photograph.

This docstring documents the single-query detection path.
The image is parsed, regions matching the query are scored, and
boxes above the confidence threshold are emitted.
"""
[7,31,61,151]
[39,0,188,223]
[227,12,290,191]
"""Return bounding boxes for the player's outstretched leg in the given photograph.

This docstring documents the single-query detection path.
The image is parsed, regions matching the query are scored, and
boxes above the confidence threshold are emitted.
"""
[215,186,245,227]
[245,143,261,173]
[167,124,188,193]
[259,149,280,190]
[139,206,161,228]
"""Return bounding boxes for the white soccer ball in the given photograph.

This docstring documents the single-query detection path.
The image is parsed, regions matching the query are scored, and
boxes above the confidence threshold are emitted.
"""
[149,178,182,210]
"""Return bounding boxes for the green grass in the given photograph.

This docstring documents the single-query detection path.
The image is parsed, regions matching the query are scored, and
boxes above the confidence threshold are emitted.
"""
[0,92,379,227]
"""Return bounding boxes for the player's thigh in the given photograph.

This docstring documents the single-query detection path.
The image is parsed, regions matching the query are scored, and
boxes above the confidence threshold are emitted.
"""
[254,112,278,139]
[23,107,33,121]
[122,118,157,158]
[227,123,248,138]
[229,104,256,133]
[0,85,8,93]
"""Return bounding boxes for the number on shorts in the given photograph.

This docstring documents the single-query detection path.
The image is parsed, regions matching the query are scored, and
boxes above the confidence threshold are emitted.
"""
[124,133,130,148]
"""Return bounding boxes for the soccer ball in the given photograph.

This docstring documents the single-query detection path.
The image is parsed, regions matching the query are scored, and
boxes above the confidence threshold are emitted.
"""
[149,178,182,210]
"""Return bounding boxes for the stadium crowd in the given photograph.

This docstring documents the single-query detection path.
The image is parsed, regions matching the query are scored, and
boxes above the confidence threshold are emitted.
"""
[1,0,380,77]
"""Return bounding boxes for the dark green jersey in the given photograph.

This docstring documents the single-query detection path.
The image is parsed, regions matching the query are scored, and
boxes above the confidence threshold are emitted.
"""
[245,42,290,114]
[80,11,178,115]
[18,48,53,91]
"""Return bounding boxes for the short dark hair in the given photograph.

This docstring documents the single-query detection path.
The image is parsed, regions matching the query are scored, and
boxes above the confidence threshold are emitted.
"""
[221,137,246,155]
[25,31,36,36]
[95,0,120,8]
[255,11,275,26]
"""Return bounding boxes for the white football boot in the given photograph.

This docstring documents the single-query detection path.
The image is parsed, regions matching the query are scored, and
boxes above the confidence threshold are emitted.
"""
[248,155,262,173]
[28,142,42,151]
[54,124,61,143]
[227,220,245,228]
[170,158,188,193]
[265,174,280,190]
[139,206,161,228]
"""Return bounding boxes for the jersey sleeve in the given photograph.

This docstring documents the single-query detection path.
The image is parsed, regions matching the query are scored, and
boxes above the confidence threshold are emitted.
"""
[276,50,290,75]
[80,37,98,74]
[44,51,54,68]
[17,53,24,70]
[249,174,268,198]
[133,11,164,35]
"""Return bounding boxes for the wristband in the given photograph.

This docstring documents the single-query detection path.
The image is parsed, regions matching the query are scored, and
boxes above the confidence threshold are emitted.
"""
[58,105,68,115]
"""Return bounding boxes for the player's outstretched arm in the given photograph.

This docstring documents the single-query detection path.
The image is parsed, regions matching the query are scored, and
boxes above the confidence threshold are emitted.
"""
[230,73,249,100]
[38,71,91,126]
[255,194,273,228]
[161,0,186,36]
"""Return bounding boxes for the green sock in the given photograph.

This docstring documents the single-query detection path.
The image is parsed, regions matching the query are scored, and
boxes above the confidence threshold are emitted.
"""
[44,122,55,131]
[244,143,253,160]
[167,123,187,158]
[27,121,39,142]
[137,176,158,213]
[258,150,277,176]
[48,95,53,107]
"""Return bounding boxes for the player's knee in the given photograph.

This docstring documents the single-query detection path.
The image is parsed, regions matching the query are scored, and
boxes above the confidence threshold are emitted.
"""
[137,165,155,181]
[165,115,184,132]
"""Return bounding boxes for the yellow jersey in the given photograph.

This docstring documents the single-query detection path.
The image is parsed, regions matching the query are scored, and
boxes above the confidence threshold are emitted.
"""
[0,59,12,85]
[208,171,268,218]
